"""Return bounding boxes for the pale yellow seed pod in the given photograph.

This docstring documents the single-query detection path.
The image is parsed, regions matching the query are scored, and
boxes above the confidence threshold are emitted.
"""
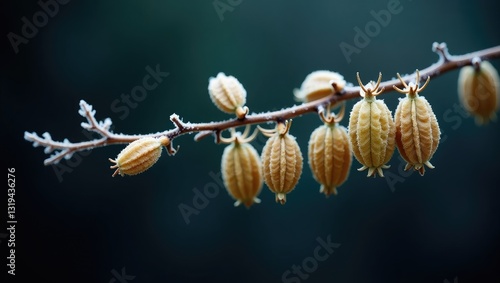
[394,71,440,176]
[220,127,263,208]
[348,73,395,177]
[260,121,303,204]
[208,72,248,119]
[458,60,500,125]
[294,70,346,102]
[109,136,170,177]
[308,106,352,196]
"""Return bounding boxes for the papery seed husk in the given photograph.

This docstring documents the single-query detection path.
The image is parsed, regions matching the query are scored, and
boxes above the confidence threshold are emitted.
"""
[349,99,395,177]
[308,123,352,196]
[221,142,263,208]
[110,136,169,177]
[261,132,303,204]
[458,61,500,124]
[208,72,247,114]
[395,95,440,175]
[294,70,346,102]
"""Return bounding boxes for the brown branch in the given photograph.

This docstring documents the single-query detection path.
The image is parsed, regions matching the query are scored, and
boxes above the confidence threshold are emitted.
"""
[25,42,500,165]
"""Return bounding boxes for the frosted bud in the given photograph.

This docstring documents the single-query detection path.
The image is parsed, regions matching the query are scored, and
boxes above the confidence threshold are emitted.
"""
[294,70,346,102]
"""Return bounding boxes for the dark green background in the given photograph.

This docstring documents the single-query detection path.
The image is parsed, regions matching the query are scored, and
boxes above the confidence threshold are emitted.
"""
[2,0,500,282]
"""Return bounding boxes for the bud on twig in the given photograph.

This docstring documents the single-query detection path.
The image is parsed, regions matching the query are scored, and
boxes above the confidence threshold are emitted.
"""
[109,136,170,177]
[208,72,249,119]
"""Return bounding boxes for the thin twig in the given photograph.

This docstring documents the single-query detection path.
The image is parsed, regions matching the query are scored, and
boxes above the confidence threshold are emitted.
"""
[25,42,500,165]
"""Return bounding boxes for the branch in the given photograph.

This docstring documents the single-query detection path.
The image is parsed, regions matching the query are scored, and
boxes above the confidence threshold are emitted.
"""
[25,42,500,165]
[25,101,134,165]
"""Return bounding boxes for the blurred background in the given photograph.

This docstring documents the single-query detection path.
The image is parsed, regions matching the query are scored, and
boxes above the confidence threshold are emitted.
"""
[2,0,500,282]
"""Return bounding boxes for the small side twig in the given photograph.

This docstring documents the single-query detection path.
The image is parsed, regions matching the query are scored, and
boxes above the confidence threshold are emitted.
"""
[25,100,113,165]
[169,114,185,130]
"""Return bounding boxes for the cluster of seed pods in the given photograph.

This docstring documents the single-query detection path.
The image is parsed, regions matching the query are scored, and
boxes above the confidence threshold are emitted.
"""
[210,74,304,206]
[107,62,500,207]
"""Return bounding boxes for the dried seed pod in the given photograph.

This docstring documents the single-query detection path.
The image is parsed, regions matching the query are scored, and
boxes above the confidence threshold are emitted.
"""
[308,104,352,196]
[208,72,249,119]
[458,60,500,124]
[260,121,303,204]
[294,70,346,102]
[220,126,263,208]
[109,136,170,177]
[393,70,440,176]
[348,72,395,177]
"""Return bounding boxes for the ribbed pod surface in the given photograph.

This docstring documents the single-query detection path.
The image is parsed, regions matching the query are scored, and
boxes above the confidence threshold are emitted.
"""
[349,98,395,177]
[261,130,303,204]
[458,61,499,124]
[208,72,247,115]
[221,142,263,207]
[110,136,169,177]
[395,96,440,175]
[308,123,351,196]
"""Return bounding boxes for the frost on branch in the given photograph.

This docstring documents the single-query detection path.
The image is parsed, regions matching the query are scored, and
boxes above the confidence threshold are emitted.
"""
[78,100,113,133]
[24,100,114,165]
